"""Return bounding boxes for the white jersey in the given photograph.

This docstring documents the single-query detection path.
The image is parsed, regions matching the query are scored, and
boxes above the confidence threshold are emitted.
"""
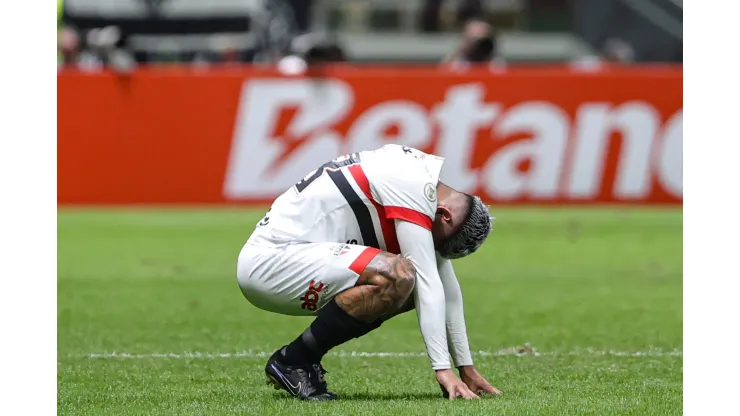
[248,144,445,252]
[242,144,474,371]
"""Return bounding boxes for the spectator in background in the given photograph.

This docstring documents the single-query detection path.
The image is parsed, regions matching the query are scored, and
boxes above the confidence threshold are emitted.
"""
[253,0,312,64]
[57,24,135,72]
[88,26,136,72]
[420,0,483,32]
[58,26,103,70]
[277,32,347,75]
[58,26,81,68]
[601,38,636,63]
[441,18,502,70]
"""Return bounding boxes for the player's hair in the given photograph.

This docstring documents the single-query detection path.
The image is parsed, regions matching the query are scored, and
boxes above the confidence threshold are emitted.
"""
[437,194,494,260]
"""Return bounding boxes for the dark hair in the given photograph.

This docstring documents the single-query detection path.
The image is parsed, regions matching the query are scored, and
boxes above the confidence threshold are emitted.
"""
[291,32,346,65]
[465,36,495,62]
[437,194,493,259]
[462,19,498,63]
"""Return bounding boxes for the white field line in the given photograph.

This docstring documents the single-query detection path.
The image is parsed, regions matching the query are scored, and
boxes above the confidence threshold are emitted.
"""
[86,347,682,359]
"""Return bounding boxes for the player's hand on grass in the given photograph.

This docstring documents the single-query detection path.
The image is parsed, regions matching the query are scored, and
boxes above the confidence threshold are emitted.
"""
[459,365,502,396]
[436,369,479,400]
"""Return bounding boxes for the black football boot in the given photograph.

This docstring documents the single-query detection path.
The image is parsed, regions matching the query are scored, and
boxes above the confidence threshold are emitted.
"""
[264,348,338,401]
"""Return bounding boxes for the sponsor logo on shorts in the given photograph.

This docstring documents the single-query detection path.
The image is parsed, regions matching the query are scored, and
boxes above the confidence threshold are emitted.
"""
[301,280,326,311]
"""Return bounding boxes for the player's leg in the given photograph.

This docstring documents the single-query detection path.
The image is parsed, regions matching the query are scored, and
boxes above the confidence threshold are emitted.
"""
[262,248,416,400]
[278,251,417,367]
[240,242,415,400]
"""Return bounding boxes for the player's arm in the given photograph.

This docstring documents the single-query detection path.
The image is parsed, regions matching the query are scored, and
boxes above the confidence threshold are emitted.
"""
[436,254,473,368]
[395,220,478,399]
[395,220,449,369]
[437,254,503,396]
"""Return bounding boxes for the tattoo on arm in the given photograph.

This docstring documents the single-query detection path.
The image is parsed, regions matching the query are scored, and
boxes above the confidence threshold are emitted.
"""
[335,253,417,322]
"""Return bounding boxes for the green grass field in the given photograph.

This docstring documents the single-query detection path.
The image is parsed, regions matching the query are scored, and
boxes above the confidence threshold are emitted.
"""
[58,208,682,415]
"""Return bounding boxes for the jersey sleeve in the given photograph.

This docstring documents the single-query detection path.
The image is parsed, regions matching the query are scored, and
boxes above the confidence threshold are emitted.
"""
[437,254,474,367]
[395,220,451,370]
[351,162,437,231]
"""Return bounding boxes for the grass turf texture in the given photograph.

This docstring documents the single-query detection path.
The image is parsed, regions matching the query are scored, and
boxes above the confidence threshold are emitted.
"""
[58,208,682,415]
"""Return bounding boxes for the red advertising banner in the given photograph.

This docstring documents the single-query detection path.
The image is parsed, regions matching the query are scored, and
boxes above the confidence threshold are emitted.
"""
[58,66,682,205]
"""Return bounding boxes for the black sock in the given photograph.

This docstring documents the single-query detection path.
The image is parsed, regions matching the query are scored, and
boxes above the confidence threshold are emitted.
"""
[280,300,381,365]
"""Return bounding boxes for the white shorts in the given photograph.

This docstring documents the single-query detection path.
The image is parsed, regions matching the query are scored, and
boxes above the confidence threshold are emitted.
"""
[236,242,381,316]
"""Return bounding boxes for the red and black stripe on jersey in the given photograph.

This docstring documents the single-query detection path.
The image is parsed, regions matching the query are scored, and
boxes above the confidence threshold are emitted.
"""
[326,163,405,255]
[326,154,434,256]
[326,168,381,250]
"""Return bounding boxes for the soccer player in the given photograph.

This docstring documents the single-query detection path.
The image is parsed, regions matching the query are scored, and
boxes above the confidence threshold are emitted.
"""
[236,144,500,401]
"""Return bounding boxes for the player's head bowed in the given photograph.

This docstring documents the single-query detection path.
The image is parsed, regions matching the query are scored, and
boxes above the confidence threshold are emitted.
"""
[436,193,494,260]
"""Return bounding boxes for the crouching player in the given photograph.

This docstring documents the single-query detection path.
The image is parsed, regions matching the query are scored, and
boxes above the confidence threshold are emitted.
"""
[236,144,501,401]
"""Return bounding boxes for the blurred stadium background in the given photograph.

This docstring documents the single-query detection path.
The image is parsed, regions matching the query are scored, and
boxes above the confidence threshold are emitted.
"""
[57,1,682,415]
[58,0,682,66]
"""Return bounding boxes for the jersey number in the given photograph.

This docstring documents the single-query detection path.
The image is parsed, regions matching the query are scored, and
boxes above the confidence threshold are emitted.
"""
[257,208,271,227]
[294,153,361,193]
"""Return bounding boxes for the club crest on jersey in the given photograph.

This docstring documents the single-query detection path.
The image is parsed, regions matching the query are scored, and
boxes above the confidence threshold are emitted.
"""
[330,244,352,256]
[424,183,437,202]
